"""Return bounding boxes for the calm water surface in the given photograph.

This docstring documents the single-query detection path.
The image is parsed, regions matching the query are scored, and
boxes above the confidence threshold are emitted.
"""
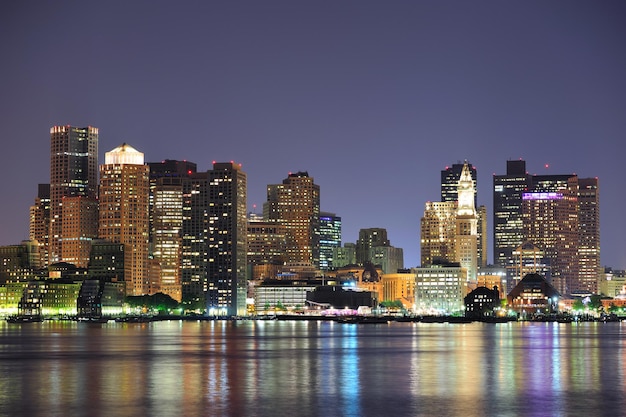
[1,320,625,417]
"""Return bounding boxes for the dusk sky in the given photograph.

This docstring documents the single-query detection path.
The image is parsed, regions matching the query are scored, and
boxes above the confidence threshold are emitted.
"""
[1,1,625,269]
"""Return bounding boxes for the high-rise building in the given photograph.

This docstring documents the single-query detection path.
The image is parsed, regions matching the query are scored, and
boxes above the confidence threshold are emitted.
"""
[264,172,320,268]
[147,160,197,303]
[493,160,531,274]
[181,172,210,306]
[455,163,478,283]
[420,201,456,266]
[577,178,601,294]
[319,212,342,271]
[98,143,150,296]
[29,184,50,268]
[441,162,487,267]
[206,162,247,316]
[356,228,390,265]
[522,176,579,295]
[247,213,287,280]
[49,125,98,266]
[494,160,600,295]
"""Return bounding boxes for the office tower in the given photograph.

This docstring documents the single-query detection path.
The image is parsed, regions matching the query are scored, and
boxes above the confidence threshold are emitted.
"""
[29,184,50,267]
[493,160,531,273]
[98,144,150,296]
[147,160,196,302]
[181,172,210,306]
[441,162,487,267]
[455,163,478,283]
[522,174,579,295]
[264,172,320,268]
[356,228,390,265]
[49,125,98,265]
[577,178,600,294]
[206,162,247,316]
[247,214,287,280]
[319,212,342,271]
[420,201,456,266]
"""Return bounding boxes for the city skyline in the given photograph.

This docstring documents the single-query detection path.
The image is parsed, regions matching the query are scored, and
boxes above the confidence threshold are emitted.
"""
[1,2,625,268]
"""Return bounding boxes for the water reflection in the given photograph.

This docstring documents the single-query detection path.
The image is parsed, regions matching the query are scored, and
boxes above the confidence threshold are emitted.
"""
[1,321,626,416]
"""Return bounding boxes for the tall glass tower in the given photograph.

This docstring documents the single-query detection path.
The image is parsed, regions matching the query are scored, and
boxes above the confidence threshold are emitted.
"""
[49,125,98,266]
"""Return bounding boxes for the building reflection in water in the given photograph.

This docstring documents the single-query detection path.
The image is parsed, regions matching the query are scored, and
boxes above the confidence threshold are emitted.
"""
[1,320,626,416]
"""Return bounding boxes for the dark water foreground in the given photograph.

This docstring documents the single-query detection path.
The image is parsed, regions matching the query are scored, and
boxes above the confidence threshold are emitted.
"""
[1,320,625,417]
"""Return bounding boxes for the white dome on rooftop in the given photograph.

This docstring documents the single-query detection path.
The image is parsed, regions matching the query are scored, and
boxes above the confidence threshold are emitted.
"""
[104,143,144,165]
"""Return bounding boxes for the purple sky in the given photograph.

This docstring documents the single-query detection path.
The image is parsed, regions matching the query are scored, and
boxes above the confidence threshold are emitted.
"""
[1,1,625,268]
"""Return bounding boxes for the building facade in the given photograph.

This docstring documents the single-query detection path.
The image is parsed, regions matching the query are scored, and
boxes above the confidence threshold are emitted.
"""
[49,125,99,266]
[264,172,320,268]
[98,144,150,296]
[319,212,341,271]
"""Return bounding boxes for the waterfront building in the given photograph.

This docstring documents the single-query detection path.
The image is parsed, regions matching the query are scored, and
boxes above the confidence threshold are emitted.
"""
[41,280,82,316]
[264,172,320,268]
[381,271,417,310]
[577,178,601,294]
[147,160,197,302]
[0,241,41,283]
[77,279,125,317]
[49,125,99,266]
[522,175,578,295]
[98,144,150,296]
[494,160,601,296]
[414,263,467,315]
[29,184,51,267]
[319,212,341,271]
[253,279,319,314]
[205,162,248,316]
[599,268,626,298]
[507,273,560,315]
[0,282,29,316]
[464,286,500,319]
[306,285,377,310]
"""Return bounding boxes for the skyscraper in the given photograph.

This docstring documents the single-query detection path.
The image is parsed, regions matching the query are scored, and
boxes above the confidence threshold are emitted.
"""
[455,163,478,283]
[522,176,578,295]
[206,162,247,316]
[98,144,150,296]
[577,178,601,294]
[49,125,98,266]
[356,228,390,265]
[264,172,320,268]
[147,160,197,303]
[319,212,342,271]
[493,160,531,274]
[441,162,487,267]
[420,201,456,266]
[29,184,50,268]
[494,160,600,295]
